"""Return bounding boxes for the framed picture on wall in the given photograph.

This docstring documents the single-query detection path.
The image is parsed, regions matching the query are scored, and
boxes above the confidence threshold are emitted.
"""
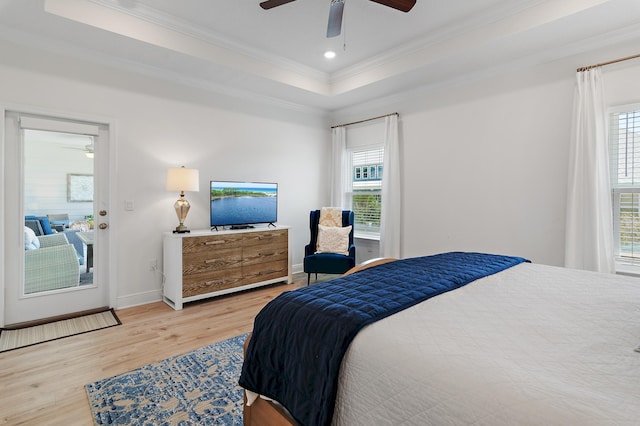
[68,173,93,202]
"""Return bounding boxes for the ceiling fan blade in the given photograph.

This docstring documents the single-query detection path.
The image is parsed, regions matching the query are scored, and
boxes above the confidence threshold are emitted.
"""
[260,0,296,10]
[327,0,345,38]
[369,0,415,12]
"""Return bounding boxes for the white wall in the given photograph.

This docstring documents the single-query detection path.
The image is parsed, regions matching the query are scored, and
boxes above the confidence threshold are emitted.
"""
[0,39,330,309]
[334,46,640,267]
[400,68,572,265]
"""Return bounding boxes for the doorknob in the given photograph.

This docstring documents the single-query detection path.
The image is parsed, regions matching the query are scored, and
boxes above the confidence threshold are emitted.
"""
[99,223,108,230]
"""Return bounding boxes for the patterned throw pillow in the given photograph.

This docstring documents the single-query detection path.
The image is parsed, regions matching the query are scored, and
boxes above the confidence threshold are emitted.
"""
[24,226,40,250]
[315,224,351,255]
[319,207,342,227]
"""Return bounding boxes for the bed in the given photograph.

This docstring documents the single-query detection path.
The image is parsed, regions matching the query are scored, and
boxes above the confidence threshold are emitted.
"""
[239,252,640,426]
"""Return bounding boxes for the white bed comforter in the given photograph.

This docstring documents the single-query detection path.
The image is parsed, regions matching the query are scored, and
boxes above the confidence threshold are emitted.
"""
[332,263,640,425]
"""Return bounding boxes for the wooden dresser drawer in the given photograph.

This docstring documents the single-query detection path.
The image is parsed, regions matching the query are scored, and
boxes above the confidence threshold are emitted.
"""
[182,267,243,297]
[242,239,288,267]
[182,233,244,254]
[242,260,288,285]
[183,247,242,275]
[243,229,287,247]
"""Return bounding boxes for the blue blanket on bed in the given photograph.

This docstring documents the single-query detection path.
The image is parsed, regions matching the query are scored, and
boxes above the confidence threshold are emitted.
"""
[239,252,529,426]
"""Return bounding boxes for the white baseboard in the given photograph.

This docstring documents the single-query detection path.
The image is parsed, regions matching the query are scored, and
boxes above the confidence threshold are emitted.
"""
[116,289,162,310]
[116,266,306,310]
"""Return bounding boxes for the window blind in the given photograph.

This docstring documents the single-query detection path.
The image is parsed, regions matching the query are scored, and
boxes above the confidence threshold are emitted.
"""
[610,107,640,265]
[20,115,100,136]
[349,147,384,238]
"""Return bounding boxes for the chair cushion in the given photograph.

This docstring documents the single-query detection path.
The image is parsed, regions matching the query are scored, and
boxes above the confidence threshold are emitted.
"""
[24,226,40,250]
[316,224,352,255]
[25,219,44,236]
[62,229,85,265]
[304,252,355,275]
[25,215,55,235]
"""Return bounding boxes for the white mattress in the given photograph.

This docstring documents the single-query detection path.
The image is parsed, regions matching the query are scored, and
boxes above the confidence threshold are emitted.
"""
[332,263,640,425]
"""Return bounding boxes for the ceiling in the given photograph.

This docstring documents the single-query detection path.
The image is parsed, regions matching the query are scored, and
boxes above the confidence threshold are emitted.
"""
[1,0,640,111]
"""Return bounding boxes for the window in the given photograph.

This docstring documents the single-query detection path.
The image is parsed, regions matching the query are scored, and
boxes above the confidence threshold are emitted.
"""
[609,105,640,265]
[348,147,383,239]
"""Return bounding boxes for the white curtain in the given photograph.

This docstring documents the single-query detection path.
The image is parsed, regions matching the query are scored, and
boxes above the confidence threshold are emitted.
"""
[565,68,614,273]
[330,126,348,208]
[380,115,401,258]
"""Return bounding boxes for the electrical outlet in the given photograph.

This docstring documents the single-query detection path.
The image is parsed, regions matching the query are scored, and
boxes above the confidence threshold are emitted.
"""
[149,259,157,271]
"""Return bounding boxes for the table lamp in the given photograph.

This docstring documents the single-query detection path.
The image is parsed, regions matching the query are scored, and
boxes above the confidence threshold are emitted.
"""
[166,166,199,233]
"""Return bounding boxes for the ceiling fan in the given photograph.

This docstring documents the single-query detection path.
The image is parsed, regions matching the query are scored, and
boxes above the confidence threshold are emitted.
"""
[259,0,416,38]
[62,141,95,158]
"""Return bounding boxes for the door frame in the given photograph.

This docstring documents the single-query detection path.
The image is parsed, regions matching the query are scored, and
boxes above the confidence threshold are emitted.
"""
[0,104,117,327]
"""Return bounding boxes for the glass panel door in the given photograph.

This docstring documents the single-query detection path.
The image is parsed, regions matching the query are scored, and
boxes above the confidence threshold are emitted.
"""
[24,129,95,292]
[2,112,111,325]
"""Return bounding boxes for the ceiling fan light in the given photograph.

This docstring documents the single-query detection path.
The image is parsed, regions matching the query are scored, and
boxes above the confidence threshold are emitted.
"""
[324,50,336,59]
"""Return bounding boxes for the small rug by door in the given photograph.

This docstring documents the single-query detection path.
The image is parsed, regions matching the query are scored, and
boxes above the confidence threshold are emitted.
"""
[0,308,120,352]
[86,333,247,425]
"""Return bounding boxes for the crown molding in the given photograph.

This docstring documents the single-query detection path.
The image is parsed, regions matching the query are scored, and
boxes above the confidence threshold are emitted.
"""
[45,0,331,95]
[0,25,328,117]
[88,0,330,83]
[333,20,640,118]
[327,0,615,96]
[330,0,545,84]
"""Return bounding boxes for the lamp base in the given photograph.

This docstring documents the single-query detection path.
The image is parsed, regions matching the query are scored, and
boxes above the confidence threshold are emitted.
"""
[173,224,191,233]
[172,194,191,234]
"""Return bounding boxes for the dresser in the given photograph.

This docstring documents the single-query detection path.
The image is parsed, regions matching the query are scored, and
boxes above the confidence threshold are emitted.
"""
[163,227,291,309]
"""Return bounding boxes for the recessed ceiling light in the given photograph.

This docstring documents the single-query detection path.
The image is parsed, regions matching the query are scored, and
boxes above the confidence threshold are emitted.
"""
[324,51,336,59]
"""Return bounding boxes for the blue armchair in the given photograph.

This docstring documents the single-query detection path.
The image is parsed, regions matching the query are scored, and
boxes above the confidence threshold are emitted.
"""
[303,209,356,285]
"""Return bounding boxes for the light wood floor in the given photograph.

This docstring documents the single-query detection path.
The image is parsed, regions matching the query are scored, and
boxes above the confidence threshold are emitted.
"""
[0,274,331,425]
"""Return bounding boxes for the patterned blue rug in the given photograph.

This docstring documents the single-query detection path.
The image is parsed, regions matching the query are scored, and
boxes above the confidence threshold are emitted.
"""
[86,333,248,425]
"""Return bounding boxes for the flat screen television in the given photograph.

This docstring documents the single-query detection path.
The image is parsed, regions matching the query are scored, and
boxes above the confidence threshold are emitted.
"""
[210,181,278,229]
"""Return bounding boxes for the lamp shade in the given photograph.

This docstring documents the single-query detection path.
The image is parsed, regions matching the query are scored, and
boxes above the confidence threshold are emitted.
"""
[166,166,199,192]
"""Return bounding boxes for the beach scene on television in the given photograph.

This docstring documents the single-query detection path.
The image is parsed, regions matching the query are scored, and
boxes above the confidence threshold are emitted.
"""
[210,181,277,226]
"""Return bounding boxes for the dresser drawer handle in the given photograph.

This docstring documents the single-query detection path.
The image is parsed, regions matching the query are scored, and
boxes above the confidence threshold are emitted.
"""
[205,240,225,245]
[204,259,221,264]
[205,279,224,285]
[260,252,276,257]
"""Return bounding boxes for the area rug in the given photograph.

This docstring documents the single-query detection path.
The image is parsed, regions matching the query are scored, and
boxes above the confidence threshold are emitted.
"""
[0,308,120,352]
[86,333,248,425]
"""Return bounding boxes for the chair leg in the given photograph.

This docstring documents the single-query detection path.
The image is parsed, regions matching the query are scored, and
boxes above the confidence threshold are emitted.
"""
[307,273,311,286]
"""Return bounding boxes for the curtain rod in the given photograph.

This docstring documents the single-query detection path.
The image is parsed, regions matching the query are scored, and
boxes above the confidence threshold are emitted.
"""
[331,112,398,129]
[577,53,640,72]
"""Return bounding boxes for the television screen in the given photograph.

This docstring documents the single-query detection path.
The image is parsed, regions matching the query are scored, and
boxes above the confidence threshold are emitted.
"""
[210,181,277,228]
